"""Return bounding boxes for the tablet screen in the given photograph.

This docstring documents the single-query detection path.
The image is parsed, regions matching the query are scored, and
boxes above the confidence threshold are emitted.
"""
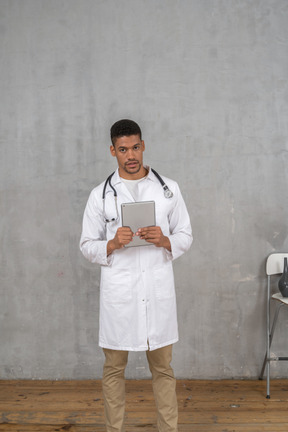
[121,201,155,247]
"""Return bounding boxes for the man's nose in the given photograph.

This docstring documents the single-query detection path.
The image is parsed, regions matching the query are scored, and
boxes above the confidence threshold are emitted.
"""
[127,149,136,158]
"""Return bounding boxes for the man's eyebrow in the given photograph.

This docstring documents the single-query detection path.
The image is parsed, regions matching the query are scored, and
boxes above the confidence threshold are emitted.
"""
[118,143,141,149]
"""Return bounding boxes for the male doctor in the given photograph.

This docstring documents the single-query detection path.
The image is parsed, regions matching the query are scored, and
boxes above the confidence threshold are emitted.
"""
[80,119,192,432]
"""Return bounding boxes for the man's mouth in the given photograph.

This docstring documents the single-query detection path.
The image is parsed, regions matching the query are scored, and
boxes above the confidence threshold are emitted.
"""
[126,161,139,168]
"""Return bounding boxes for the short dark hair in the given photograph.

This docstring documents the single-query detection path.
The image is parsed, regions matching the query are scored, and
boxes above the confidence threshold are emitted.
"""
[110,119,142,145]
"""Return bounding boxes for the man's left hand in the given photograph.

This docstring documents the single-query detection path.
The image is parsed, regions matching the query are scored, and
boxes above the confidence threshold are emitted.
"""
[136,227,171,251]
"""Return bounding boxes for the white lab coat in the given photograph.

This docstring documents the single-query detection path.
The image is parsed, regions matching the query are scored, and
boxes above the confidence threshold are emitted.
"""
[80,167,192,351]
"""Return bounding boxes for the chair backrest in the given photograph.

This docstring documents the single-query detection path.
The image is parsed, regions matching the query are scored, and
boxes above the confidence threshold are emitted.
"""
[266,253,288,276]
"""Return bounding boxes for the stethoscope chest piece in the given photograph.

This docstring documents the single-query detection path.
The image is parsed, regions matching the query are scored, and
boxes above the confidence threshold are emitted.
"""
[164,187,173,199]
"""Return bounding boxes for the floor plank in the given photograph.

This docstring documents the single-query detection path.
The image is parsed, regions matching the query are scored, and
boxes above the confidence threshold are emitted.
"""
[0,379,287,431]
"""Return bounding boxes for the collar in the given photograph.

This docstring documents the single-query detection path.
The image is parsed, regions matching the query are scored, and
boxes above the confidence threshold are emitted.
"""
[110,166,157,186]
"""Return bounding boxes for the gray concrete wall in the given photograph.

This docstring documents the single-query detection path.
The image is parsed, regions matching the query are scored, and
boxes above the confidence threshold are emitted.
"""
[1,0,288,379]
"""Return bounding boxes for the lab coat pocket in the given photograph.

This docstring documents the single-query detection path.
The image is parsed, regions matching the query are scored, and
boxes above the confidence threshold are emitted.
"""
[153,263,175,300]
[101,267,132,304]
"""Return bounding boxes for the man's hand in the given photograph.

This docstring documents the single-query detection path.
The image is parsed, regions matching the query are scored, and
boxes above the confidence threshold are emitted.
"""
[107,227,134,255]
[136,226,171,251]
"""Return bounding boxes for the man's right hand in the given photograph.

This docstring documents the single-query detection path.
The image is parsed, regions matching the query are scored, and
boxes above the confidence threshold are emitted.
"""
[107,227,134,255]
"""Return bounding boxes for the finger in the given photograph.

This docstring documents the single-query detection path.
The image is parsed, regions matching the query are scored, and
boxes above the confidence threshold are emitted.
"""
[140,233,159,242]
[140,228,160,238]
[118,237,133,247]
[120,226,133,233]
[119,233,134,242]
[119,229,134,236]
[138,227,159,234]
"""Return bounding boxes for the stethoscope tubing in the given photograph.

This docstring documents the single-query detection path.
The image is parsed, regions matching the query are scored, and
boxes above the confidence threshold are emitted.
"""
[102,168,173,222]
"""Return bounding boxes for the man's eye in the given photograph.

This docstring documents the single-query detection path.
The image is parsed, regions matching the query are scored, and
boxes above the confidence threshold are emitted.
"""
[119,148,126,153]
[134,146,140,150]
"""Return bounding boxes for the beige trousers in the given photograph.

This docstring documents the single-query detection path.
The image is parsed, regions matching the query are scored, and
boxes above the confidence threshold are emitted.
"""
[102,345,178,432]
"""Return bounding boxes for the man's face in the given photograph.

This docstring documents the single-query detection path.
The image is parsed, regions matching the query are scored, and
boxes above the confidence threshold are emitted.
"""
[110,134,146,179]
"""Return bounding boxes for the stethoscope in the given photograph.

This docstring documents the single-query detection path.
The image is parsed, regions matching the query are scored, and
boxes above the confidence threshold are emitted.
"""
[102,168,173,223]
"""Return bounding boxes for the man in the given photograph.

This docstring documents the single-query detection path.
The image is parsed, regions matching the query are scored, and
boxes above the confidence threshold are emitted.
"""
[80,119,192,431]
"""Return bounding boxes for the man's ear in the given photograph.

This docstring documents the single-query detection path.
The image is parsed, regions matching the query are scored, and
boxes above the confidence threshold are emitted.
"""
[110,145,116,157]
[141,140,145,151]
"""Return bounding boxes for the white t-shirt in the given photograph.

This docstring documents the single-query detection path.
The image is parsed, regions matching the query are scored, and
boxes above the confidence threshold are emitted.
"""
[121,176,147,201]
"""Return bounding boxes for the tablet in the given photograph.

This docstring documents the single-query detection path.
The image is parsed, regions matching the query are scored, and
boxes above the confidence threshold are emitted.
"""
[121,201,155,247]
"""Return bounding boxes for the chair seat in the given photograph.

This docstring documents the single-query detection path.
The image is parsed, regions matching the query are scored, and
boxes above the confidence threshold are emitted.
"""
[272,292,288,305]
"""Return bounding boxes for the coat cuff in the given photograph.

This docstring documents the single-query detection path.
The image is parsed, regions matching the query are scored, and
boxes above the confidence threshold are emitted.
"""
[101,241,114,266]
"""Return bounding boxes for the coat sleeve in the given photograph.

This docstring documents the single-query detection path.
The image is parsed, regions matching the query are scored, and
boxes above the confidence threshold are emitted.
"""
[167,183,193,261]
[79,189,112,266]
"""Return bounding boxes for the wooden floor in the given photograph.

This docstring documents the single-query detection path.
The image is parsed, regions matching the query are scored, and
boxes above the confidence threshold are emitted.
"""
[0,379,288,431]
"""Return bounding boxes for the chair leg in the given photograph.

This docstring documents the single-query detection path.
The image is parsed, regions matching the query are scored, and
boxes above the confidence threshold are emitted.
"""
[266,358,270,399]
[260,303,283,398]
[259,353,267,380]
[266,276,271,398]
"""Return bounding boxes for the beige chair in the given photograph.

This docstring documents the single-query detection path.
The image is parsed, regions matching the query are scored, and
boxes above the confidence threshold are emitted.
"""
[259,253,288,398]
